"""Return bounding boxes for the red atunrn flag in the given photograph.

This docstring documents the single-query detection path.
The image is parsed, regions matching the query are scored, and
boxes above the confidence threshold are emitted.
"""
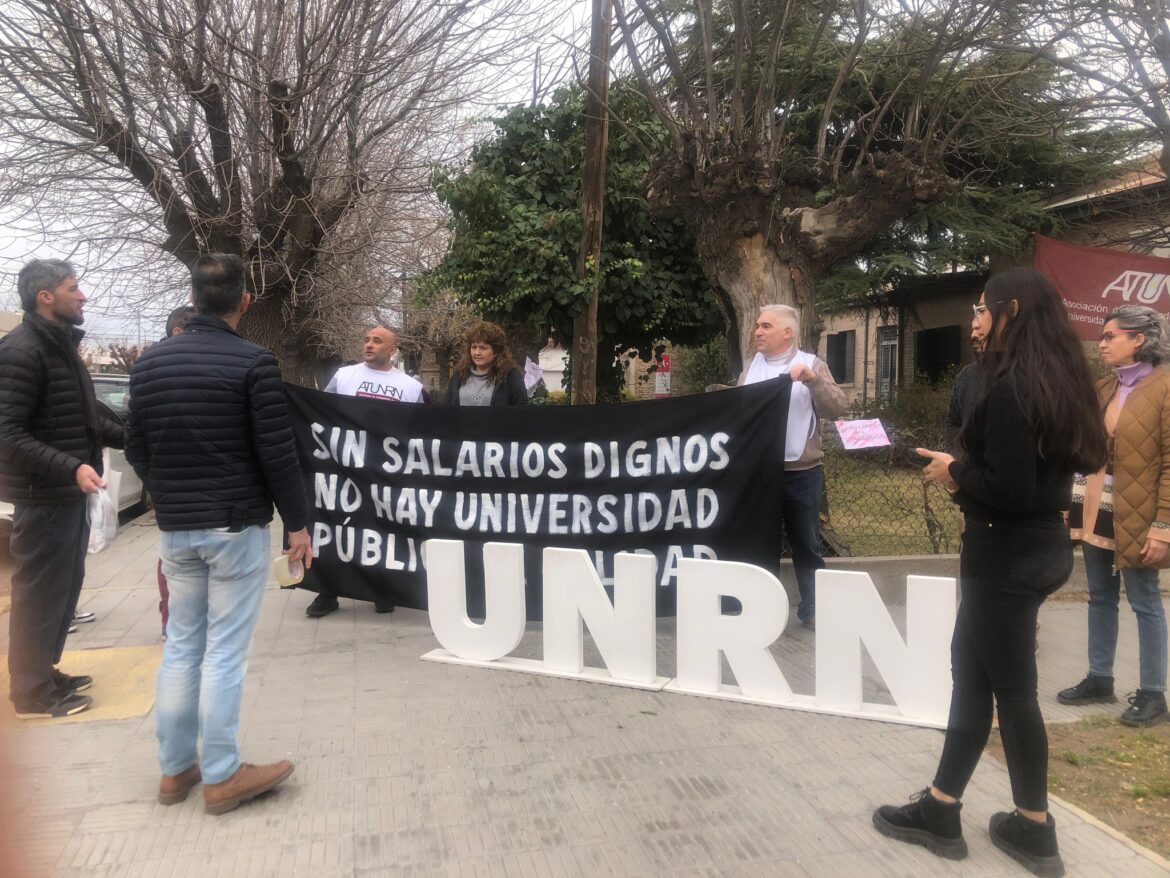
[1034,235,1170,340]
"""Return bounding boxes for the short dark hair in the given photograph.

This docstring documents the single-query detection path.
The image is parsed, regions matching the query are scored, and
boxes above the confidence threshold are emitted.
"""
[165,304,195,336]
[191,254,246,316]
[17,259,75,312]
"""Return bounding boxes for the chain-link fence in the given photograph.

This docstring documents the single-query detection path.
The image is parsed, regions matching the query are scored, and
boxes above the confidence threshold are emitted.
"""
[809,398,964,557]
[817,425,962,558]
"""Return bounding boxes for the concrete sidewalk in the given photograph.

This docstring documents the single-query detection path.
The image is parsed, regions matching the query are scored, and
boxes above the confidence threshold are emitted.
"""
[1,512,1167,877]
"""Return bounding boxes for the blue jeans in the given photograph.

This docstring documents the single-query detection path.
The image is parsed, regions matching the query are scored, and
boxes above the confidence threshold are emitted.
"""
[782,466,825,622]
[156,526,270,784]
[1082,542,1167,693]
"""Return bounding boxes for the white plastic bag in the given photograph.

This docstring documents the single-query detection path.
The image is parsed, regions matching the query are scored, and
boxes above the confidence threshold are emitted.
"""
[87,463,121,554]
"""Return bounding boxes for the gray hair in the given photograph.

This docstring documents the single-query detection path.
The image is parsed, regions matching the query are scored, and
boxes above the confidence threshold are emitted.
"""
[759,303,799,340]
[17,259,75,312]
[1104,305,1170,365]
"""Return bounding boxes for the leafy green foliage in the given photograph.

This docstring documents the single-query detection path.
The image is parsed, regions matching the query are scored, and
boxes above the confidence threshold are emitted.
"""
[421,85,724,363]
[670,338,736,396]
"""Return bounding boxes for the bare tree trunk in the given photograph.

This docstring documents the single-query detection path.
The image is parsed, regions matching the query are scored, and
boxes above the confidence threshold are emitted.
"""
[696,232,819,369]
[238,293,329,388]
[570,0,612,405]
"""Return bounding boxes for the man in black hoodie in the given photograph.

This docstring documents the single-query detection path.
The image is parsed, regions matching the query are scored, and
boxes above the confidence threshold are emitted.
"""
[0,259,125,718]
[127,253,312,815]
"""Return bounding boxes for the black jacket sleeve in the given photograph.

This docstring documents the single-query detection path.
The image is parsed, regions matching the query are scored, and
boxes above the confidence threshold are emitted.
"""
[0,343,85,481]
[445,376,460,406]
[246,351,310,531]
[504,369,528,406]
[948,380,1037,510]
[125,368,148,481]
[100,416,126,450]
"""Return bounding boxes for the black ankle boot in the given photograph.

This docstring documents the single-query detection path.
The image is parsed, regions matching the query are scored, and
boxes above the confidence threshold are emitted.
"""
[1057,674,1116,705]
[872,788,968,860]
[989,811,1064,877]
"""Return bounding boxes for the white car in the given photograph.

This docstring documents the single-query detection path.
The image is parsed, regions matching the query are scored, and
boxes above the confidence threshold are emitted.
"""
[0,374,147,527]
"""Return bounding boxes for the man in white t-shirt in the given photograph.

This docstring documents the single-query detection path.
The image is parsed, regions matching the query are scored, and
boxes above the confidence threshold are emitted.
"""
[737,304,846,630]
[306,325,425,618]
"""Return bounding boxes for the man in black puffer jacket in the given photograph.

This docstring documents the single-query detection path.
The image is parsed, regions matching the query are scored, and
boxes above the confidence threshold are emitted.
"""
[127,253,312,816]
[0,259,125,719]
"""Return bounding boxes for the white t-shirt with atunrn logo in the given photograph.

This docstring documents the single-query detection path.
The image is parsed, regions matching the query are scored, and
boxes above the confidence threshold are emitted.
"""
[324,364,424,403]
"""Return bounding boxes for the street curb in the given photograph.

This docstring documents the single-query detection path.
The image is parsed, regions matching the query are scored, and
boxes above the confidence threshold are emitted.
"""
[1049,790,1170,871]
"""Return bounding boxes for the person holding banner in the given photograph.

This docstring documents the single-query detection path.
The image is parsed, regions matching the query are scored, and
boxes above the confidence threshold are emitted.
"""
[305,325,425,618]
[443,320,527,407]
[1060,305,1170,728]
[737,303,846,629]
[874,268,1107,876]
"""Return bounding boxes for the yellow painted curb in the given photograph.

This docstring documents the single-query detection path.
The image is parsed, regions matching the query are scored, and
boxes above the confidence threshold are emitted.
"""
[2,645,162,726]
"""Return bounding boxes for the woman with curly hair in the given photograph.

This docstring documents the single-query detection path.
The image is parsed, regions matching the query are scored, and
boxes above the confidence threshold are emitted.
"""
[444,320,527,407]
[1059,304,1170,728]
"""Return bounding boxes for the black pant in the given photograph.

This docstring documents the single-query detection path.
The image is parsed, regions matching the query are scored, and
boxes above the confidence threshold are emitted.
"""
[7,500,90,703]
[932,515,1072,812]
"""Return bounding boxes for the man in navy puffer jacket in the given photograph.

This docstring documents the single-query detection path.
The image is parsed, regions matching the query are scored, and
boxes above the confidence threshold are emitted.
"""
[127,253,312,815]
[0,259,124,719]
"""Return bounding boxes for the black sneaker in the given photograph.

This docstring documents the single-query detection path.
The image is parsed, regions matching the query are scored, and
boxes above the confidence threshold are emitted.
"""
[373,601,396,615]
[52,668,93,694]
[1056,674,1116,705]
[1119,689,1168,727]
[14,691,93,719]
[873,789,968,860]
[989,811,1064,877]
[72,611,96,624]
[305,594,339,618]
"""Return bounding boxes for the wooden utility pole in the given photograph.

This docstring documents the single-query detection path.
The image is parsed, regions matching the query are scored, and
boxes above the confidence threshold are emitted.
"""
[570,0,612,405]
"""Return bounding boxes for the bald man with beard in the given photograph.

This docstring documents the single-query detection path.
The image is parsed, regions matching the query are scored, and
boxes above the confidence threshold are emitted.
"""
[305,325,426,618]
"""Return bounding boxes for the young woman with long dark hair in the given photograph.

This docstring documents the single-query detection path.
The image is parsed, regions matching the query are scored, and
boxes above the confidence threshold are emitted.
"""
[872,268,1108,877]
[444,321,527,407]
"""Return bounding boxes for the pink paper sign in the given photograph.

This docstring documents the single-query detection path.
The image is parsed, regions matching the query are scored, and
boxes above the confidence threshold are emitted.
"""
[834,418,891,450]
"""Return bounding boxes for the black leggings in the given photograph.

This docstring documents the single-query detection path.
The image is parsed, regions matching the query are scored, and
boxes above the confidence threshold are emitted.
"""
[932,516,1072,812]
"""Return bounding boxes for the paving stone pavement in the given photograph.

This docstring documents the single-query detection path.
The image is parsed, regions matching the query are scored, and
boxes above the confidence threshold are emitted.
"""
[1,512,1168,877]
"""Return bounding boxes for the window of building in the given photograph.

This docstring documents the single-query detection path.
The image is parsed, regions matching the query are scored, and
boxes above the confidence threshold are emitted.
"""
[878,326,898,402]
[915,325,962,385]
[825,330,856,384]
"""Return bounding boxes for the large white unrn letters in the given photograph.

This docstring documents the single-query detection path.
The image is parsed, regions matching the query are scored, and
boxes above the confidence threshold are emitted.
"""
[425,539,525,662]
[668,557,794,702]
[542,548,657,684]
[421,541,956,728]
[815,570,955,726]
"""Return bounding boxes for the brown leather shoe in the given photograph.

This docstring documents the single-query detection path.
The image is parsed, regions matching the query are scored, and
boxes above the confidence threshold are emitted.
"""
[158,764,202,805]
[203,761,294,815]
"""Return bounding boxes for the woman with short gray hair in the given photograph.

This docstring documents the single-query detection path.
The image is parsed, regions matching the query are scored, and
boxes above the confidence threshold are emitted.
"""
[1062,304,1170,728]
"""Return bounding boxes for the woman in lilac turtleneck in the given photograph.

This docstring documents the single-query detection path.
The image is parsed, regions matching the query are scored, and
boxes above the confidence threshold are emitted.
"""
[1061,305,1170,729]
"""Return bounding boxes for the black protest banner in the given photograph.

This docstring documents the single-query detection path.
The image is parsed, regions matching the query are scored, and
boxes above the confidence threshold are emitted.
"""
[284,380,789,619]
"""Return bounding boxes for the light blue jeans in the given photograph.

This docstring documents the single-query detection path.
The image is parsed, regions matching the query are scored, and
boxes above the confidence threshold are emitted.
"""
[1083,542,1168,692]
[156,526,270,784]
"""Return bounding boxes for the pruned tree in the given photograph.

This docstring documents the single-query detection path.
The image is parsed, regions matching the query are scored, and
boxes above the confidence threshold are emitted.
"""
[612,0,1130,367]
[0,0,568,382]
[1044,0,1170,175]
[108,342,146,373]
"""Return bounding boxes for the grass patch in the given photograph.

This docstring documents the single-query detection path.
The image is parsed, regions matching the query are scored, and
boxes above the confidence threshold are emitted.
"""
[988,718,1170,858]
[824,455,961,556]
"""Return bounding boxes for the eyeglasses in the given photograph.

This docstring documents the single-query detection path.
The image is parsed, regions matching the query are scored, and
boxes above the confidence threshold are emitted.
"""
[1100,330,1141,343]
[972,304,988,317]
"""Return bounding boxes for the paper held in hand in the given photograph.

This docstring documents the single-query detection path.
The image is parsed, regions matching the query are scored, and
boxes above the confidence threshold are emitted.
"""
[834,418,891,450]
